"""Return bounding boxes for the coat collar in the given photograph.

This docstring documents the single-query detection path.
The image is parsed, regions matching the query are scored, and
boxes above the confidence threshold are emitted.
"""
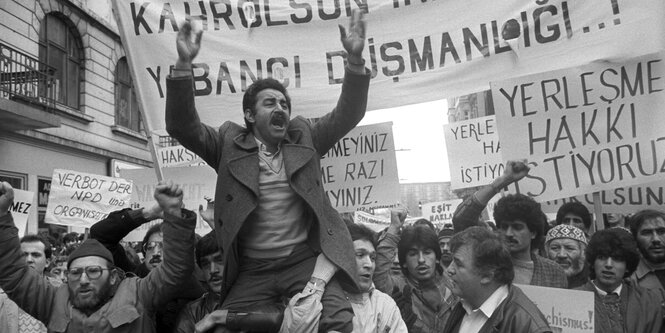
[232,126,304,151]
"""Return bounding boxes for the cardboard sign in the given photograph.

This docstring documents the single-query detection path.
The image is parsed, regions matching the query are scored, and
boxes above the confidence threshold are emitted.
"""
[492,52,665,202]
[112,0,665,137]
[44,170,133,228]
[421,199,463,229]
[157,145,207,168]
[445,116,503,189]
[541,181,665,214]
[119,165,216,241]
[517,284,594,333]
[10,189,35,237]
[353,210,421,232]
[321,122,400,213]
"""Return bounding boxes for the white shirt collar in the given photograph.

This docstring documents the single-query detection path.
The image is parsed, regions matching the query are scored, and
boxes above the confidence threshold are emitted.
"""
[592,280,623,296]
[461,284,510,318]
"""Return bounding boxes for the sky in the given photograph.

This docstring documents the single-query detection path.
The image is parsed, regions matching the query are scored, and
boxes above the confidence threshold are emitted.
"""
[358,99,450,183]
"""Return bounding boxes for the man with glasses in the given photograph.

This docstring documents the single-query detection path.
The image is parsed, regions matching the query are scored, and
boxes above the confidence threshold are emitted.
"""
[0,180,198,331]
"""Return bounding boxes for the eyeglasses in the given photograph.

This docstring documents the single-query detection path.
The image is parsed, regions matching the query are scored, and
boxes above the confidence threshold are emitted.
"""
[143,241,163,252]
[67,266,111,281]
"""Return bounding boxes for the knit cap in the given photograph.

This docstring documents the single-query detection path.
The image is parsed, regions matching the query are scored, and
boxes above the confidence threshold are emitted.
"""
[438,227,454,240]
[67,239,115,268]
[545,224,587,246]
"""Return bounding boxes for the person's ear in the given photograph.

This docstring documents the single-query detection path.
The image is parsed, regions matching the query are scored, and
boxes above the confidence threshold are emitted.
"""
[244,109,255,124]
[109,269,119,285]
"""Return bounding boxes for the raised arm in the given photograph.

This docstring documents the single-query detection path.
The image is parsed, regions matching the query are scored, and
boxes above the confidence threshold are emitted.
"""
[452,160,530,233]
[373,208,407,295]
[312,9,371,154]
[0,182,56,322]
[165,20,223,169]
[89,205,162,273]
[138,181,197,309]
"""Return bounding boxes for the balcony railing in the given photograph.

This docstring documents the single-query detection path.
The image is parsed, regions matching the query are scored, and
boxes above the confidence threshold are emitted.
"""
[0,42,57,112]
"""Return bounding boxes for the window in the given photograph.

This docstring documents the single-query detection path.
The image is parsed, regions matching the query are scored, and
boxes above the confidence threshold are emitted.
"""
[39,14,82,109]
[115,57,142,132]
[0,171,27,190]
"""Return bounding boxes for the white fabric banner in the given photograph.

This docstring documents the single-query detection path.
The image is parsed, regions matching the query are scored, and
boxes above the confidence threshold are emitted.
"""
[112,0,665,136]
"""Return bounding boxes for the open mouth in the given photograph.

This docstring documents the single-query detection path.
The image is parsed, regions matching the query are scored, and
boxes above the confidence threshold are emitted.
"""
[149,258,162,265]
[270,113,287,129]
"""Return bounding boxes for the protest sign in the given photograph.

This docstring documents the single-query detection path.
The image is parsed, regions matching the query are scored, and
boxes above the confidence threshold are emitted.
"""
[517,284,594,333]
[541,181,665,215]
[445,115,502,189]
[10,189,35,237]
[157,145,207,168]
[112,0,665,137]
[321,122,400,213]
[420,199,463,229]
[492,51,665,202]
[44,170,133,228]
[120,165,216,241]
[354,210,421,232]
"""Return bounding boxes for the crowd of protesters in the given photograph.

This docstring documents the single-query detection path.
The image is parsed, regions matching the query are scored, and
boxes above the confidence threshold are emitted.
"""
[1,9,665,333]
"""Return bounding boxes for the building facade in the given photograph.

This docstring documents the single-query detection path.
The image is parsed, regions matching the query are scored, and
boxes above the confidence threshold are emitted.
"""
[0,0,152,237]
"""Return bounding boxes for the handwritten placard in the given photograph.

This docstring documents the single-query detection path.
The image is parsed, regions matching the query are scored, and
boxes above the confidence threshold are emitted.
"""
[517,284,594,333]
[445,116,503,189]
[321,122,400,213]
[44,169,132,228]
[421,199,463,229]
[10,189,35,237]
[492,52,665,202]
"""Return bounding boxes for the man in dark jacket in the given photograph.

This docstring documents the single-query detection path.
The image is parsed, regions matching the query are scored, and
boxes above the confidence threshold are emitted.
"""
[0,180,197,332]
[89,203,206,332]
[444,226,552,333]
[576,228,663,333]
[165,9,369,333]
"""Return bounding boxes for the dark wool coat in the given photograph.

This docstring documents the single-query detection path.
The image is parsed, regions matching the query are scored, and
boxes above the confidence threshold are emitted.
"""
[166,69,370,297]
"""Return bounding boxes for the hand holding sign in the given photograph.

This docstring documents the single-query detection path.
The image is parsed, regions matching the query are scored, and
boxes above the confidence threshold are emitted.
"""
[0,181,14,217]
[154,181,184,218]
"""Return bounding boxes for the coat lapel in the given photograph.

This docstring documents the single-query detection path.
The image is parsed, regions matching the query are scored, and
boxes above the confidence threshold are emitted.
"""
[228,133,260,196]
[282,144,316,179]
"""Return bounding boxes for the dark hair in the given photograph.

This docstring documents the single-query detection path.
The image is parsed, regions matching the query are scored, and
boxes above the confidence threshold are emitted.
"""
[242,78,291,129]
[586,228,640,279]
[413,218,436,232]
[141,223,163,255]
[63,232,79,244]
[346,221,378,249]
[556,202,591,229]
[629,209,665,239]
[195,232,220,268]
[493,194,545,249]
[20,234,52,259]
[449,226,514,285]
[398,225,441,275]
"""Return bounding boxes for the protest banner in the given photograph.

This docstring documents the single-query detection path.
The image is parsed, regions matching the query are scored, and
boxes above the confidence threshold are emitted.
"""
[517,284,594,333]
[541,181,665,215]
[157,145,207,168]
[421,199,463,229]
[321,122,400,213]
[44,170,133,228]
[120,165,216,241]
[10,189,36,237]
[112,0,665,139]
[492,51,665,202]
[444,115,502,189]
[354,210,421,232]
